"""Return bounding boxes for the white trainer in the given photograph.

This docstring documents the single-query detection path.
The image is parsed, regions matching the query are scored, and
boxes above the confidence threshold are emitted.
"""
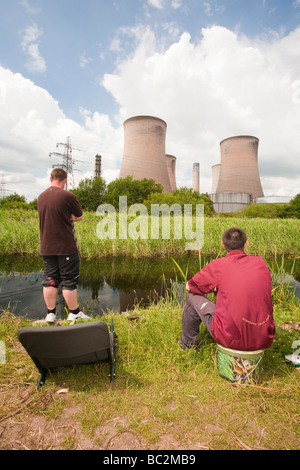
[45,312,57,323]
[67,311,90,321]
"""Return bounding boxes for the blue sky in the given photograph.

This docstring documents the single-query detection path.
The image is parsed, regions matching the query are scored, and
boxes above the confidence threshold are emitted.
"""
[1,0,300,200]
[1,0,299,121]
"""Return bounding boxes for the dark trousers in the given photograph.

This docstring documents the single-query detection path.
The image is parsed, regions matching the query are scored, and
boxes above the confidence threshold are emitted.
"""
[42,253,80,290]
[181,292,216,346]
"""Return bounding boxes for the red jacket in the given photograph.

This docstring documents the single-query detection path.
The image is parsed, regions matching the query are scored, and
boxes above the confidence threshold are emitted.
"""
[188,250,276,351]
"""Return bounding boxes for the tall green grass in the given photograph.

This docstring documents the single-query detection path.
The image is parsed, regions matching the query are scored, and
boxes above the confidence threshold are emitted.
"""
[0,209,40,255]
[0,209,300,258]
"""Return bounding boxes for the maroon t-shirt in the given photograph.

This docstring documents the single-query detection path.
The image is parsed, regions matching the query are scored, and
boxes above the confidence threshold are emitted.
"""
[37,186,83,256]
[188,250,276,351]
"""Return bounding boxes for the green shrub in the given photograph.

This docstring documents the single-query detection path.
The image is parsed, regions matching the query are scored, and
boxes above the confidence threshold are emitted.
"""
[144,188,215,216]
[104,176,163,207]
[71,177,107,212]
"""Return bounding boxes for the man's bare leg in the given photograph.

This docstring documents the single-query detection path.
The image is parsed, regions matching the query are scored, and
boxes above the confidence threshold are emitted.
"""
[62,289,79,311]
[43,286,58,310]
[43,286,58,323]
[63,289,89,320]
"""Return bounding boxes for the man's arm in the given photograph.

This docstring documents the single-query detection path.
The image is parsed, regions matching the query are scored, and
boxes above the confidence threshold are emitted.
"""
[69,193,83,221]
[186,261,217,295]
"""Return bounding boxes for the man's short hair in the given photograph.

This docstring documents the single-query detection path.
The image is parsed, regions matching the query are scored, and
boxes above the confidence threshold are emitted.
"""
[222,227,247,251]
[51,168,68,181]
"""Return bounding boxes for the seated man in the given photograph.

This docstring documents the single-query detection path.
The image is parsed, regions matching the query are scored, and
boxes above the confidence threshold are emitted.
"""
[180,227,276,351]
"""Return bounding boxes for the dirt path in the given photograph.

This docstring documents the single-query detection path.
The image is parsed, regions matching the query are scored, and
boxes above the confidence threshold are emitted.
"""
[0,386,210,450]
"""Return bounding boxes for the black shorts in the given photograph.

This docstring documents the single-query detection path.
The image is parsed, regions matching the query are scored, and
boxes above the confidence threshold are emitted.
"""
[42,253,80,291]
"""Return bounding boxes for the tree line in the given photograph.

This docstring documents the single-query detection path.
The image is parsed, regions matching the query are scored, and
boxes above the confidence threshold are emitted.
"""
[70,176,215,215]
[0,175,299,219]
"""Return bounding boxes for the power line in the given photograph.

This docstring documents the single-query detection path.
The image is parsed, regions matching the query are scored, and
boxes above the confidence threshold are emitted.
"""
[0,177,13,198]
[49,136,86,190]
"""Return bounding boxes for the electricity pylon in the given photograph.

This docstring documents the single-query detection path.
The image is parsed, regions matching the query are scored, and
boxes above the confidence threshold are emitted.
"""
[49,136,84,190]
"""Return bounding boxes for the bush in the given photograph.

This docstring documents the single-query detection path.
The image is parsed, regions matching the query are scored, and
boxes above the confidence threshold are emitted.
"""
[233,203,283,218]
[289,193,300,218]
[71,177,107,212]
[144,188,215,216]
[0,201,31,210]
[104,177,163,207]
[0,193,26,208]
[232,196,300,219]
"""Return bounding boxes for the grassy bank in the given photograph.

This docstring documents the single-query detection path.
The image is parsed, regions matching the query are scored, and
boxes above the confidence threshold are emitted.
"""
[0,209,300,258]
[0,283,299,450]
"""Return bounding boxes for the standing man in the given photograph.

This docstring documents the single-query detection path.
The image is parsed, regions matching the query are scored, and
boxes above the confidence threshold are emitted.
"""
[180,227,276,351]
[37,168,89,323]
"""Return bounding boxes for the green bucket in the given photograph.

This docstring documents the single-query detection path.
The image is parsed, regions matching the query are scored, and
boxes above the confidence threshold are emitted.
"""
[216,344,264,384]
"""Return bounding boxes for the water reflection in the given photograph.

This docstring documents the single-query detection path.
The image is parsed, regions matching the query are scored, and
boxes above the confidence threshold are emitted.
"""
[0,255,299,320]
[0,255,197,320]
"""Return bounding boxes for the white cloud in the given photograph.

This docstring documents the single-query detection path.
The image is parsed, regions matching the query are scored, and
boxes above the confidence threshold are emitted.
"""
[0,67,122,200]
[20,23,46,73]
[108,24,157,60]
[1,24,300,202]
[147,0,182,10]
[162,21,181,37]
[79,52,93,68]
[109,38,123,53]
[103,25,300,197]
[203,1,213,17]
[171,0,182,8]
[148,0,164,9]
[20,0,40,15]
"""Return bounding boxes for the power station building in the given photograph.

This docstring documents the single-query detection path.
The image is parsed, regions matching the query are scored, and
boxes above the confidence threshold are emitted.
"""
[118,116,264,213]
[119,115,176,193]
[210,135,264,213]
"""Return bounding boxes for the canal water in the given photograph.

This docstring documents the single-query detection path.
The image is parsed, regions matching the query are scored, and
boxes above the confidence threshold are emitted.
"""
[0,255,299,321]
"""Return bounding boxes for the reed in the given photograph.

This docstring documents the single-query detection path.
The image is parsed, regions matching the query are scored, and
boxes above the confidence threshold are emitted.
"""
[0,209,300,258]
[0,209,40,255]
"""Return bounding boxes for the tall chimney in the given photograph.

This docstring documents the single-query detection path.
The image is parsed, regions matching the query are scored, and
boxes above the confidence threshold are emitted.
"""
[193,162,200,193]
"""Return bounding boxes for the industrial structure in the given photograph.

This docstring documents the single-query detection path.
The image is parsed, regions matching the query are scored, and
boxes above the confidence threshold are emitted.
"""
[210,135,264,213]
[193,163,200,193]
[0,177,9,199]
[94,154,102,178]
[49,137,86,190]
[119,116,175,193]
[211,164,221,194]
[118,117,265,213]
[166,154,177,191]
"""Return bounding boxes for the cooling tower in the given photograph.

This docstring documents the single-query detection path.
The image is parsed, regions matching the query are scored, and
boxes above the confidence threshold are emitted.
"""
[211,164,221,194]
[166,154,177,191]
[193,163,200,193]
[120,116,172,193]
[216,136,264,199]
